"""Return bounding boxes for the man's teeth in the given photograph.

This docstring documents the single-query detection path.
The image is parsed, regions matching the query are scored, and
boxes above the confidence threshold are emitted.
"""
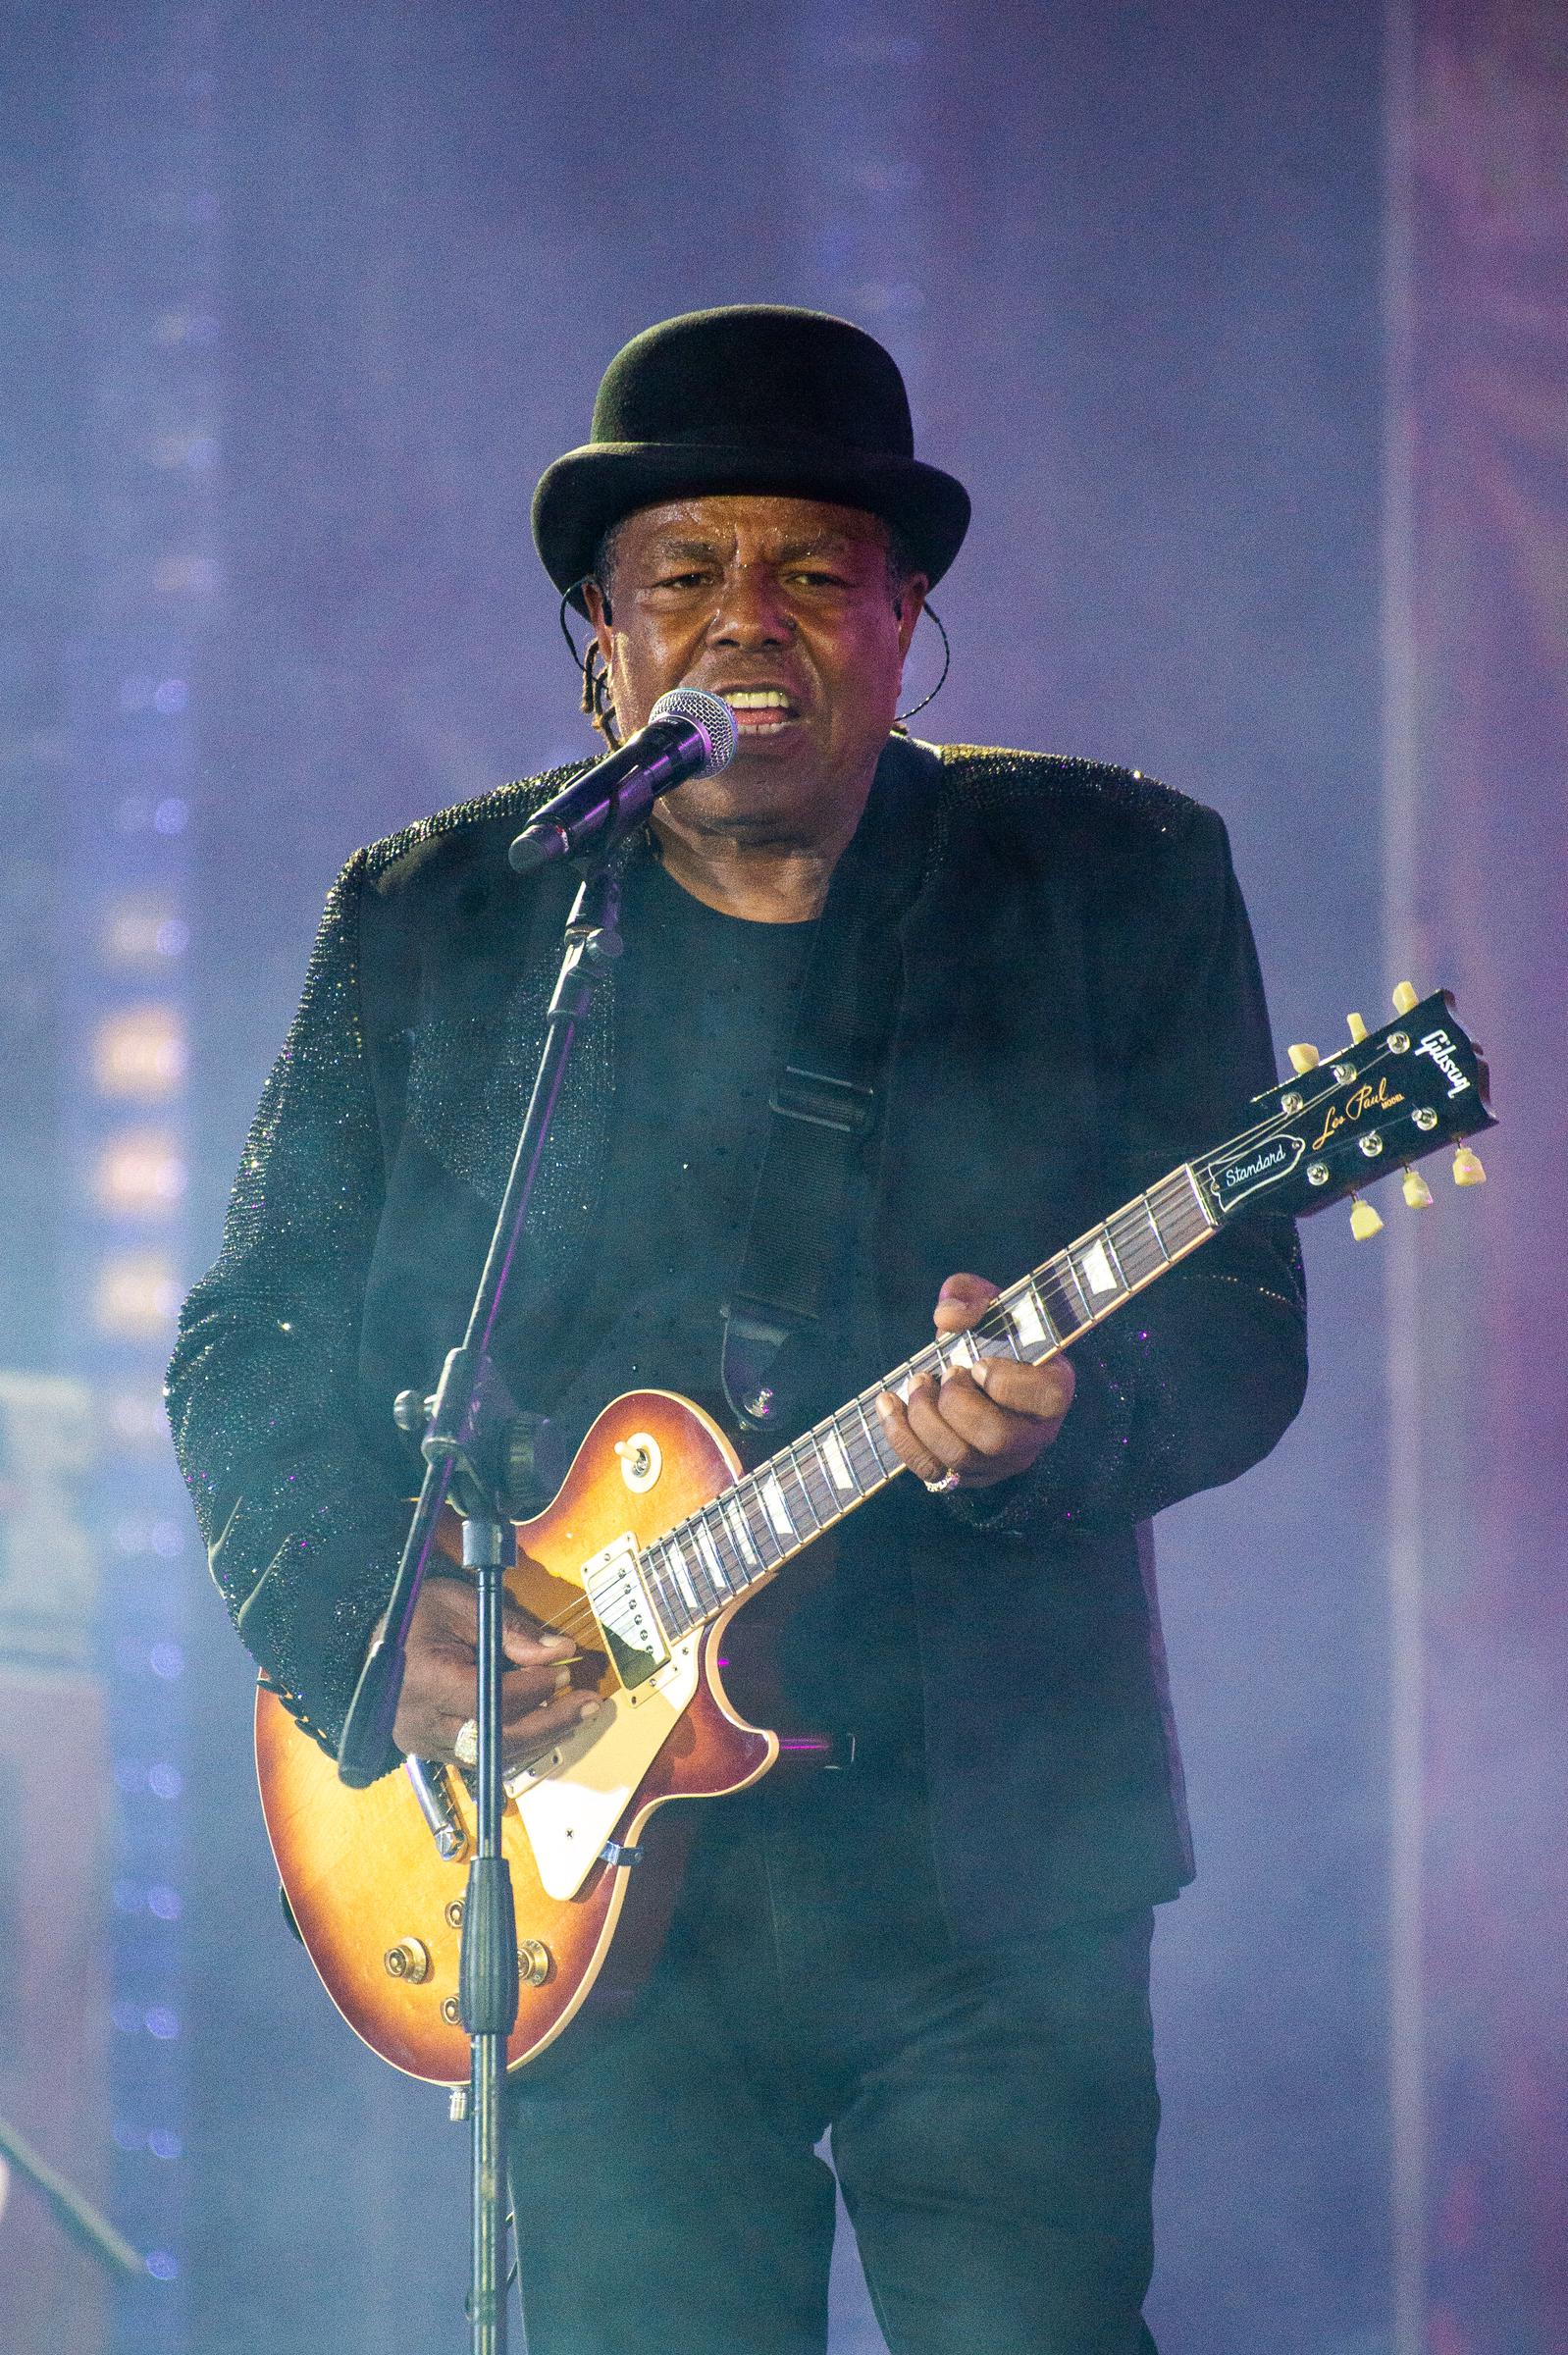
[721,688,795,738]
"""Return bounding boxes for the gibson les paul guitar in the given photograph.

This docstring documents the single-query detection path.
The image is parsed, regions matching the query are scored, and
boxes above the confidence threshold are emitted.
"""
[256,983,1492,2083]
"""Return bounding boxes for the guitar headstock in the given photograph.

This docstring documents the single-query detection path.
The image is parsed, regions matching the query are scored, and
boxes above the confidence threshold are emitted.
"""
[1193,983,1494,1237]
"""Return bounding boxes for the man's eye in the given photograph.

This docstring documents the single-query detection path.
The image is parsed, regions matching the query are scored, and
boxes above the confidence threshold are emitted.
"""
[652,571,708,591]
[791,570,850,589]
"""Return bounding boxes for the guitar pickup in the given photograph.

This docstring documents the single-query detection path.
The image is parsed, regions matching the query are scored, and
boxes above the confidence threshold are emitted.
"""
[581,1534,669,1692]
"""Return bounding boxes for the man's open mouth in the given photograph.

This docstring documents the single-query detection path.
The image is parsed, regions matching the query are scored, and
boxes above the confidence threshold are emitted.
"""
[722,688,800,738]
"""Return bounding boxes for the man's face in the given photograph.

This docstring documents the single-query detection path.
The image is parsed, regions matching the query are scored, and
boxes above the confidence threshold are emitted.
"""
[582,494,926,849]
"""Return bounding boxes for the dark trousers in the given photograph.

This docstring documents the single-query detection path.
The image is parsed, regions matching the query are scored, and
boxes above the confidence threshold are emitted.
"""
[508,1762,1161,2355]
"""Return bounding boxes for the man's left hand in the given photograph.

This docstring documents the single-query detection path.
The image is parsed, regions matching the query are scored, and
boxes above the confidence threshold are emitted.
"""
[875,1272,1075,1492]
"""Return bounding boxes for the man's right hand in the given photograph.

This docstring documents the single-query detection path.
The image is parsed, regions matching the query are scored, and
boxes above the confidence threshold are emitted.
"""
[390,1575,601,1770]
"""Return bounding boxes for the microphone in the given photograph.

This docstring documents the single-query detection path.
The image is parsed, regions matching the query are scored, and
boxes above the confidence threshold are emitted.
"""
[508,687,738,873]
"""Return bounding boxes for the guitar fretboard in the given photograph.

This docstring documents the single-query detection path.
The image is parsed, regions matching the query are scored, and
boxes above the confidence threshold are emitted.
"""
[637,1162,1216,1642]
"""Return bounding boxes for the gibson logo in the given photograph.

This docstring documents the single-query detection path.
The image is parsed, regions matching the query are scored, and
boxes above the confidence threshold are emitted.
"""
[1415,1025,1472,1098]
[1212,1135,1302,1207]
[1311,1075,1405,1153]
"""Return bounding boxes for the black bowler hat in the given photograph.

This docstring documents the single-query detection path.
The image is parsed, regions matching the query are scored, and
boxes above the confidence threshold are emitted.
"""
[533,305,970,614]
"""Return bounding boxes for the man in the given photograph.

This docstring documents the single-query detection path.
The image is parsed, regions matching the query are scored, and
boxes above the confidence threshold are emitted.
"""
[169,305,1307,2353]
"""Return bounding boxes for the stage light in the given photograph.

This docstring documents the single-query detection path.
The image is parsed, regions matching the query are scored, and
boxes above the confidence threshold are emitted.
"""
[93,1248,183,1334]
[93,1005,186,1097]
[102,899,182,965]
[95,1129,188,1216]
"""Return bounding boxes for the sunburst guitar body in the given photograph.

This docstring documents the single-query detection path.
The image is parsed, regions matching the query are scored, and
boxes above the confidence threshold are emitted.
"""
[257,1390,774,2085]
[256,983,1494,2087]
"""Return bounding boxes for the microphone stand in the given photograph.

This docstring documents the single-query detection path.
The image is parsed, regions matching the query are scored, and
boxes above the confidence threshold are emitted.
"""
[337,836,629,2354]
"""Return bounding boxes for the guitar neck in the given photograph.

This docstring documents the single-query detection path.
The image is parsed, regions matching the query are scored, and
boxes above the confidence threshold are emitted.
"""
[638,1161,1219,1641]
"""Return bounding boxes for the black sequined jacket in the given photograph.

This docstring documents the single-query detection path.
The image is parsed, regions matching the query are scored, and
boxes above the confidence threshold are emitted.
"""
[168,737,1307,1936]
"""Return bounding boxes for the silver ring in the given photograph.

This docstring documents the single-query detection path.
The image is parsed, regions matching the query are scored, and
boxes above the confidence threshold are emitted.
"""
[922,1469,962,1494]
[452,1717,479,1767]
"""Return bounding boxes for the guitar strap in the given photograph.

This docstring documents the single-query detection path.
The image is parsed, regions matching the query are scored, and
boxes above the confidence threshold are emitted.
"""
[720,733,942,1432]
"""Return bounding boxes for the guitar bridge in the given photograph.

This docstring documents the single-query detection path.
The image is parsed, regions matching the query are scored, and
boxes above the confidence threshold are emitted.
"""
[581,1534,669,1692]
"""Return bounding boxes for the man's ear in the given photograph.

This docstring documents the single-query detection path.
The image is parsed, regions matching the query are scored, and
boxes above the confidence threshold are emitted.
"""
[895,575,930,653]
[581,578,614,656]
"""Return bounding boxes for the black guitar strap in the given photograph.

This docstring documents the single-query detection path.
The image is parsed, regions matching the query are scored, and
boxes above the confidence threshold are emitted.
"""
[720,734,942,1432]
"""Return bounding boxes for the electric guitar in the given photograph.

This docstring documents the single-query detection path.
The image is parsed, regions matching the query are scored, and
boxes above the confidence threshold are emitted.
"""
[256,984,1492,2083]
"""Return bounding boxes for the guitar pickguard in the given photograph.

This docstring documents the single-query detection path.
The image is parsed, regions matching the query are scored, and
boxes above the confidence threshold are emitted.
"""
[506,1633,701,1901]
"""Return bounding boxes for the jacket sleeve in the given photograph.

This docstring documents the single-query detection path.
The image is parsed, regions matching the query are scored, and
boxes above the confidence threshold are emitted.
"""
[166,850,411,1754]
[952,800,1307,1540]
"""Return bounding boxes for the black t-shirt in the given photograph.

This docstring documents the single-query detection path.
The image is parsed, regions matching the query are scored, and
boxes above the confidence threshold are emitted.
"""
[538,852,816,1441]
[517,849,922,1755]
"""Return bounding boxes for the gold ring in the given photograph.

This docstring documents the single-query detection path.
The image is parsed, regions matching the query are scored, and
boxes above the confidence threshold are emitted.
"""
[452,1717,479,1767]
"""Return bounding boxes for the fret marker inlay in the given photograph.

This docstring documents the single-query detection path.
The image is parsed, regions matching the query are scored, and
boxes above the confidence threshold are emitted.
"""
[1080,1239,1118,1296]
[1010,1292,1047,1349]
[665,1541,700,1612]
[821,1430,857,1492]
[723,1500,758,1566]
[695,1522,728,1591]
[760,1476,796,1540]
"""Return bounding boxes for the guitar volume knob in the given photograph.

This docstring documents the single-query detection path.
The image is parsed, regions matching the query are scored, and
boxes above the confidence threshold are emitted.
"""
[519,1940,552,1988]
[384,1938,432,1983]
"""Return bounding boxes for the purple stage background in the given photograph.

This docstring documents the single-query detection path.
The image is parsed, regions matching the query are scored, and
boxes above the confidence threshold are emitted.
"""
[0,3,1561,2350]
[1390,9,1568,2352]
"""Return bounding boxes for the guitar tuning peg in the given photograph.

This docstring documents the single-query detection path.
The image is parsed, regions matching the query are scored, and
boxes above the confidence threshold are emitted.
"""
[1391,981,1419,1015]
[1402,1168,1434,1210]
[1452,1145,1486,1186]
[1287,1042,1321,1074]
[1346,1012,1368,1044]
[1350,1196,1385,1241]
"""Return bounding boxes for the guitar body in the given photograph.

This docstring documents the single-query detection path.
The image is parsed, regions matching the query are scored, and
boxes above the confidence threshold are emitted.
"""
[256,1390,776,2084]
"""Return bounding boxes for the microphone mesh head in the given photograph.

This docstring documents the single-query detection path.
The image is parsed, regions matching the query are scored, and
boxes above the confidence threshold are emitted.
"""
[648,687,738,777]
